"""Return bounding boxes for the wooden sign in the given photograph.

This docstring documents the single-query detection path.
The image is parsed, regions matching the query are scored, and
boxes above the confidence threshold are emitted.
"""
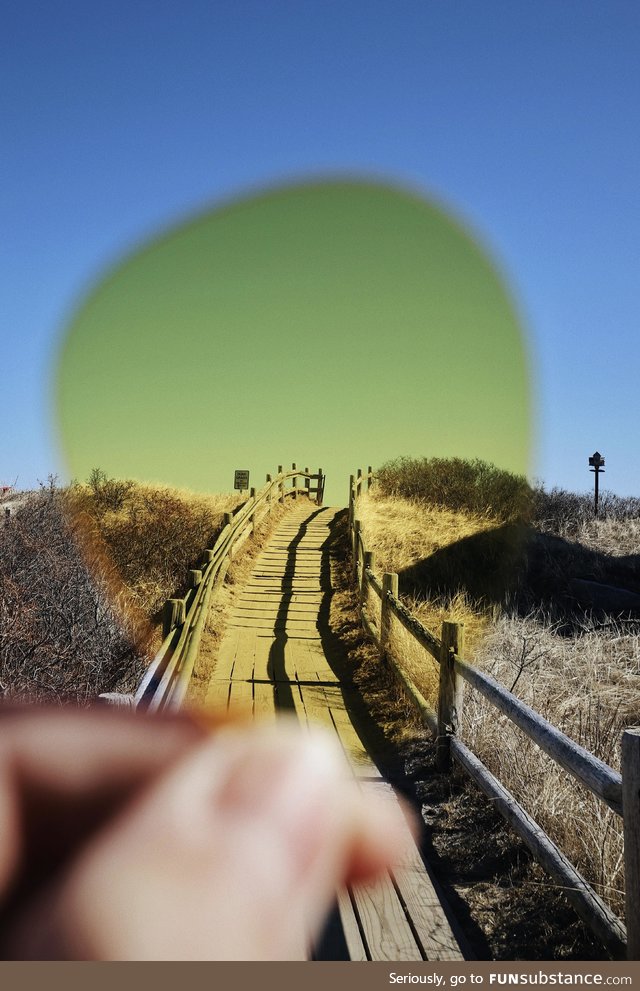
[234,470,250,491]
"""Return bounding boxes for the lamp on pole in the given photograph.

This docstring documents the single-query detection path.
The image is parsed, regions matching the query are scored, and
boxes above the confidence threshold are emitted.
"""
[588,451,605,517]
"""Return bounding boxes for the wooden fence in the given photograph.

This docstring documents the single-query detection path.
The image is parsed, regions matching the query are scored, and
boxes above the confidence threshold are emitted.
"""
[349,468,640,960]
[134,464,323,712]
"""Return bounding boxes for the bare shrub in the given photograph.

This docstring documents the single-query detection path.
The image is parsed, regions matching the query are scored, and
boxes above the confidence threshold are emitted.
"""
[532,487,640,534]
[0,489,144,704]
[376,456,532,521]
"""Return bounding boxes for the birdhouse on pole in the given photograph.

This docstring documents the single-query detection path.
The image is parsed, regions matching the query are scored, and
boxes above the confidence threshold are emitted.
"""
[588,451,605,517]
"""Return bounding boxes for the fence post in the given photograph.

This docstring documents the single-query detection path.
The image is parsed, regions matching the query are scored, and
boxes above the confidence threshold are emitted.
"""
[317,468,323,506]
[189,569,202,588]
[279,465,285,504]
[361,549,375,602]
[292,462,298,500]
[437,621,465,772]
[352,520,361,581]
[162,598,186,638]
[348,475,355,528]
[622,728,640,958]
[249,487,257,532]
[380,572,398,664]
[266,474,272,510]
[224,512,233,527]
[357,467,363,498]
[368,465,373,491]
[305,466,310,495]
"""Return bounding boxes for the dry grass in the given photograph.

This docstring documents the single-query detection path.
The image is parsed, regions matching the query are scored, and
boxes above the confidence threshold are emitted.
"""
[357,485,640,922]
[466,614,640,916]
[562,517,640,557]
[357,492,497,571]
[358,490,492,663]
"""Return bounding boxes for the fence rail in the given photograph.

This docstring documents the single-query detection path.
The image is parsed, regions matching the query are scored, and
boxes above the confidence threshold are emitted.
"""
[349,466,639,960]
[134,464,324,712]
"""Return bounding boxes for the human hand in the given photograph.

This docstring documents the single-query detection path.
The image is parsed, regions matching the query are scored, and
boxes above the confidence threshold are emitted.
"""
[0,706,413,959]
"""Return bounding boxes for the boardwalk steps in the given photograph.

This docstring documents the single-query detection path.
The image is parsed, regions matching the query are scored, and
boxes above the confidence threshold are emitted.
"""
[205,505,463,961]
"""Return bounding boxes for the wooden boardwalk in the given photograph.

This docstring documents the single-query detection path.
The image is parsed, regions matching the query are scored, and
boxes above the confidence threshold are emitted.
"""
[205,504,463,961]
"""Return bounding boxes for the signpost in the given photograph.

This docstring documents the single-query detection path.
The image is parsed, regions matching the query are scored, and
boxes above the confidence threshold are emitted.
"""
[588,451,605,517]
[234,470,250,492]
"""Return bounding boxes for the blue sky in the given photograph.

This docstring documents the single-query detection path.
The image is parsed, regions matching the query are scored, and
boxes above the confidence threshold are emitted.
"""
[3,1,639,496]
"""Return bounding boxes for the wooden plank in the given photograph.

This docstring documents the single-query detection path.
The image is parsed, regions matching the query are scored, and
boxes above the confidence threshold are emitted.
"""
[235,593,323,604]
[252,635,274,681]
[350,873,423,961]
[212,627,241,680]
[290,639,331,681]
[327,688,381,778]
[230,629,257,681]
[283,679,310,729]
[392,859,463,961]
[299,683,339,738]
[227,678,253,718]
[253,681,277,722]
[336,888,368,960]
[204,678,230,713]
[357,781,462,959]
[304,640,339,682]
[229,606,320,620]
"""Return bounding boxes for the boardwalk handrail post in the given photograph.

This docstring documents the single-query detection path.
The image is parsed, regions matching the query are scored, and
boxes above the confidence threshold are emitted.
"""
[352,520,361,581]
[279,465,285,504]
[162,598,186,638]
[362,550,375,602]
[189,569,202,588]
[368,465,373,490]
[266,474,272,510]
[437,621,465,772]
[623,728,640,958]
[317,468,323,506]
[292,462,298,500]
[305,466,310,495]
[348,474,355,528]
[249,487,257,532]
[380,572,398,664]
[357,467,363,498]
